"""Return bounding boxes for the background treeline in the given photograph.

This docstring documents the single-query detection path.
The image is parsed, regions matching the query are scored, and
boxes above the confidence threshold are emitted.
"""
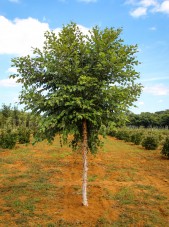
[1,104,169,131]
[127,110,169,128]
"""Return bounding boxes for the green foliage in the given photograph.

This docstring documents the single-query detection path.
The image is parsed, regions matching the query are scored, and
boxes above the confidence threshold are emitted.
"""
[10,22,142,153]
[115,129,131,142]
[108,128,117,137]
[142,135,159,150]
[17,127,31,144]
[0,129,17,149]
[0,104,40,132]
[131,132,143,145]
[128,110,169,128]
[109,127,169,153]
[161,137,169,158]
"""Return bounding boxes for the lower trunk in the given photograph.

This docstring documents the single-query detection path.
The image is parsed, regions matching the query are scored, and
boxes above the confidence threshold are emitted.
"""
[82,119,88,206]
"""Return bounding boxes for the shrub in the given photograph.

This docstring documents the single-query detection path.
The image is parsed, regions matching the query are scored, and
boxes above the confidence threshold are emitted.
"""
[131,132,143,145]
[0,129,17,149]
[124,132,132,142]
[17,127,30,144]
[161,137,169,158]
[116,129,131,141]
[142,135,159,150]
[107,123,117,137]
[108,128,117,137]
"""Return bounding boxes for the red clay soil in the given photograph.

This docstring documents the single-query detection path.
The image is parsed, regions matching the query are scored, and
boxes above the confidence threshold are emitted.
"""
[0,136,169,226]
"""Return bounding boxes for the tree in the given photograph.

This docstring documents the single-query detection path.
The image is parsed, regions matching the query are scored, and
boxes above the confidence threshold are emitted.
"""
[0,104,12,129]
[160,113,169,128]
[10,22,142,206]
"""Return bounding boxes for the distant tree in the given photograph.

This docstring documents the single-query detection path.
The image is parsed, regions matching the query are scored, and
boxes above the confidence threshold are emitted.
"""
[128,112,160,128]
[1,104,12,119]
[160,113,169,128]
[0,104,39,130]
[12,106,20,127]
[127,112,141,127]
[11,22,142,206]
[0,104,12,128]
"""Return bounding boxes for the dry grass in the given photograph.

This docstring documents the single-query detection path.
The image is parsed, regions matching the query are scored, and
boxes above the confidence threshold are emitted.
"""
[0,136,169,226]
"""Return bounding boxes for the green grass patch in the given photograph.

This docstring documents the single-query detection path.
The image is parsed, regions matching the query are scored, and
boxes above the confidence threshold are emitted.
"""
[114,186,136,205]
[88,175,98,182]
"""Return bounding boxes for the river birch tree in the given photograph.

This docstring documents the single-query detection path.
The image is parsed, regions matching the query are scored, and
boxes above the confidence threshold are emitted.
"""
[11,22,142,206]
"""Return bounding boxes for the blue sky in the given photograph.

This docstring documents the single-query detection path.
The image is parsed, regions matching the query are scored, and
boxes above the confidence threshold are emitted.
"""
[0,0,169,113]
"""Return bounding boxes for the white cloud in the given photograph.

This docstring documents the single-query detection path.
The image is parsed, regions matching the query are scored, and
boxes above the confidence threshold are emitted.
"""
[144,84,169,96]
[0,78,18,87]
[126,0,158,6]
[127,0,169,16]
[140,0,157,7]
[7,67,18,74]
[155,0,169,14]
[0,16,90,56]
[130,7,147,17]
[139,101,144,105]
[0,16,50,55]
[77,24,90,35]
[149,26,157,30]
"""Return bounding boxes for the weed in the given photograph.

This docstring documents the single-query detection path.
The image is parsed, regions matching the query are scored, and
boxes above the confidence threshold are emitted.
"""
[15,216,28,225]
[115,168,137,182]
[88,175,98,182]
[153,194,167,201]
[102,188,114,200]
[31,181,55,191]
[47,224,56,227]
[10,198,38,214]
[106,164,117,172]
[114,187,136,205]
[96,216,110,226]
[136,184,157,191]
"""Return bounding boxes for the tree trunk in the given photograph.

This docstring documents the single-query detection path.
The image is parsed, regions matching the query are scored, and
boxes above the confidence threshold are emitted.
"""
[82,119,88,206]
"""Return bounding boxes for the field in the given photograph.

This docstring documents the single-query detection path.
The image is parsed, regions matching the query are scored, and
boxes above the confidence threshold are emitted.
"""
[0,136,169,226]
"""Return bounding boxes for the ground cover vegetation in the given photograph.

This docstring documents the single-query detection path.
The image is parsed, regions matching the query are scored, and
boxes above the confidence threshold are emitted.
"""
[108,126,169,157]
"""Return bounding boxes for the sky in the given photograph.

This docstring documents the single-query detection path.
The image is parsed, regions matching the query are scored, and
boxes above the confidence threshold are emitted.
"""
[0,0,169,114]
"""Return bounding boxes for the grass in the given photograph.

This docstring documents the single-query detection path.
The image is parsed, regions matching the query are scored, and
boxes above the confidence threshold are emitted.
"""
[114,186,136,205]
[88,174,98,182]
[0,135,169,226]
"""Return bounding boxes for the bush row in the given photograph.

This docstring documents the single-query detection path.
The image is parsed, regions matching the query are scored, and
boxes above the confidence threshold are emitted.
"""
[0,127,30,149]
[108,127,169,158]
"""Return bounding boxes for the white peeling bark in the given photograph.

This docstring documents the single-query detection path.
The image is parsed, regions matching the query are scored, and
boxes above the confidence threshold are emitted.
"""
[82,119,88,206]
